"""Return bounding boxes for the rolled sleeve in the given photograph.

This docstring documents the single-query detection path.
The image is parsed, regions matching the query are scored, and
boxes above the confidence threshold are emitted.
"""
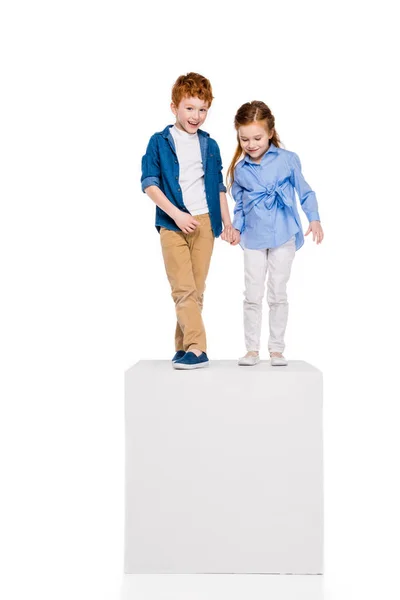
[291,152,320,222]
[141,176,160,192]
[141,135,161,193]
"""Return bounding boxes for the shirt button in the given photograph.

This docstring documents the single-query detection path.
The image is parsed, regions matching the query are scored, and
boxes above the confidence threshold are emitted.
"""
[175,176,178,180]
[178,188,181,192]
[175,160,178,164]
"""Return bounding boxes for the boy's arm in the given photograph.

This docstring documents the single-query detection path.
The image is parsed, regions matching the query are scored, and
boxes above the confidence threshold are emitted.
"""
[215,142,234,242]
[144,185,180,221]
[144,186,199,234]
[141,135,161,192]
[219,191,232,228]
[141,135,199,234]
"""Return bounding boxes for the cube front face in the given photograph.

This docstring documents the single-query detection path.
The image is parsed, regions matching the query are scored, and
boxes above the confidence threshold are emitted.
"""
[125,361,323,574]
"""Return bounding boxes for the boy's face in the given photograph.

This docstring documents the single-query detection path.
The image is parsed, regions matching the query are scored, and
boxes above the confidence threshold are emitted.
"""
[171,96,209,134]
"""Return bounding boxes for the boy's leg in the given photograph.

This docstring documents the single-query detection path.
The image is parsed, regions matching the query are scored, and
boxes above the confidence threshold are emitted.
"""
[174,322,184,353]
[160,227,207,353]
[187,214,215,352]
[266,236,296,353]
[243,247,268,351]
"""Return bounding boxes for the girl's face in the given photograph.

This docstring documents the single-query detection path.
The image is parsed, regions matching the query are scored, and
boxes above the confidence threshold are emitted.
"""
[238,122,273,163]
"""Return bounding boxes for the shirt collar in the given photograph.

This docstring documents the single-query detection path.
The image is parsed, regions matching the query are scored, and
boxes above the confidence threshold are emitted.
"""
[162,124,209,139]
[243,142,278,165]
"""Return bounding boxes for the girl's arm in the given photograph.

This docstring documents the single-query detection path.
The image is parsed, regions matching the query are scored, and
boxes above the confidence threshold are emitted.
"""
[290,153,324,244]
[231,180,245,233]
[290,153,320,222]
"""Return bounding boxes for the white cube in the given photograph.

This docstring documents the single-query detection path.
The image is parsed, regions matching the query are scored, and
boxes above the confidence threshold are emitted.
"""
[125,360,323,574]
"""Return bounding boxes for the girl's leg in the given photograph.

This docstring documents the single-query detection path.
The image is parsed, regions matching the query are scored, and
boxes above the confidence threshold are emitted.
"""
[266,237,296,353]
[243,247,268,352]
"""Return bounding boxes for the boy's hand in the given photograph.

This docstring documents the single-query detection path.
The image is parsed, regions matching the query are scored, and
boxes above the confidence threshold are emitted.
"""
[305,220,324,244]
[221,224,234,243]
[230,229,241,246]
[174,211,199,233]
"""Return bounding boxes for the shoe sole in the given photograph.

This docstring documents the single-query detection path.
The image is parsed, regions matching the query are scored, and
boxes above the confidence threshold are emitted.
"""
[238,359,260,366]
[271,361,288,366]
[172,361,209,370]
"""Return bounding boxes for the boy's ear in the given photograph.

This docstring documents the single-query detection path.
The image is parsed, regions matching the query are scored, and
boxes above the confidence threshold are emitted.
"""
[170,102,177,116]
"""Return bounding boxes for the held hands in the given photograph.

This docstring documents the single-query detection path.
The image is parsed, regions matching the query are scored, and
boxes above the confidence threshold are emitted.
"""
[220,224,234,243]
[305,220,324,244]
[221,225,241,246]
[231,229,241,245]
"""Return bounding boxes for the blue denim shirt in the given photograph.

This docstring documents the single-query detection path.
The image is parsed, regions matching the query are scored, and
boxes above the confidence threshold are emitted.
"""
[141,125,226,237]
[232,143,320,251]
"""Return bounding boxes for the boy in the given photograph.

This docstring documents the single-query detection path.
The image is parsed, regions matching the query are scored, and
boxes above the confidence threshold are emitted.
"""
[141,72,233,369]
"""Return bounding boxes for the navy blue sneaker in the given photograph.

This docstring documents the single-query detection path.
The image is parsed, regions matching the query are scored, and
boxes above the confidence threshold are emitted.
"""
[173,351,209,370]
[172,350,185,362]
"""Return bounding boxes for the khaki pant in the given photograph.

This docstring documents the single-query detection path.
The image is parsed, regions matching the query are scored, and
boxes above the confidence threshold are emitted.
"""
[160,213,214,353]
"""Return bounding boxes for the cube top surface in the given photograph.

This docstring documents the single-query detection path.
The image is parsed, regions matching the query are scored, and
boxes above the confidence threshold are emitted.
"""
[126,359,321,376]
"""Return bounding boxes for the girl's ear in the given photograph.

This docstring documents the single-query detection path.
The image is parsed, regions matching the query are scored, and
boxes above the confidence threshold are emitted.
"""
[269,128,274,139]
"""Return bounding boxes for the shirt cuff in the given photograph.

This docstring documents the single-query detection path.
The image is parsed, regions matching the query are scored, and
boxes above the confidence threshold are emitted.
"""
[306,211,320,222]
[141,176,160,193]
[219,182,227,193]
[232,213,244,233]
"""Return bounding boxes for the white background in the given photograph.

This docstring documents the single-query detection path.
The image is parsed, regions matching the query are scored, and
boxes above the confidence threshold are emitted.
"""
[1,1,399,598]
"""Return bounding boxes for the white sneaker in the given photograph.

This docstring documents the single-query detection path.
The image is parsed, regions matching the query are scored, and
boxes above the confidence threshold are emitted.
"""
[238,354,260,366]
[270,354,288,366]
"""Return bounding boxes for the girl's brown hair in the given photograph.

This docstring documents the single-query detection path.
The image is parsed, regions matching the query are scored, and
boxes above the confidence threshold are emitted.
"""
[226,101,281,193]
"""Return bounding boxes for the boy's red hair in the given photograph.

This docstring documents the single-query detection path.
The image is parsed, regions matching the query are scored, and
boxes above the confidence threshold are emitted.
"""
[171,72,214,107]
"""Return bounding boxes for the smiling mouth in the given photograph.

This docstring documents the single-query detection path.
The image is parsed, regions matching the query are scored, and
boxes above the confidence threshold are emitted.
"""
[188,122,199,126]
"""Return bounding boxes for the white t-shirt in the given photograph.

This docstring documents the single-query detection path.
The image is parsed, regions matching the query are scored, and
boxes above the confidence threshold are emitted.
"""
[170,125,209,216]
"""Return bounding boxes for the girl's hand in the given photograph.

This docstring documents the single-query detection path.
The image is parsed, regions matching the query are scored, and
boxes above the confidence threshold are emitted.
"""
[221,224,234,243]
[305,221,324,244]
[230,229,241,246]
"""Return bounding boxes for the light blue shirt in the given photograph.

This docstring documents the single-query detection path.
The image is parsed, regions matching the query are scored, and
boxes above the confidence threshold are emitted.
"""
[231,143,320,251]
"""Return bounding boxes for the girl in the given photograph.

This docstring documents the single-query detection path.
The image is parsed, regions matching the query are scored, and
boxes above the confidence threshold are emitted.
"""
[226,101,323,366]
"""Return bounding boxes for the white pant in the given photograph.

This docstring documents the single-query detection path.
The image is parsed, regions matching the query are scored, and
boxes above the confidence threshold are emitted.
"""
[243,236,296,353]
